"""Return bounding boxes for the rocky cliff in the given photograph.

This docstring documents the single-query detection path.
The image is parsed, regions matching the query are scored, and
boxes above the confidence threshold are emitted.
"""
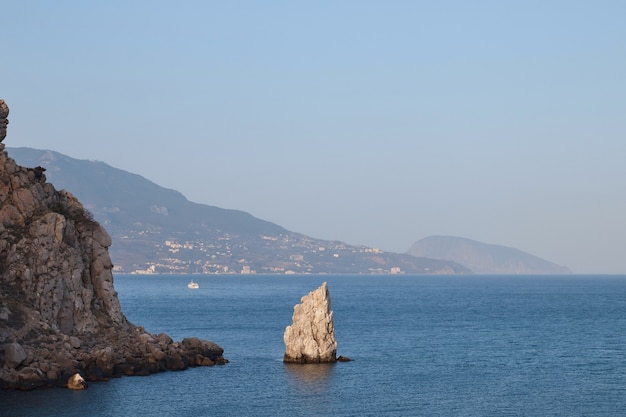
[0,99,226,390]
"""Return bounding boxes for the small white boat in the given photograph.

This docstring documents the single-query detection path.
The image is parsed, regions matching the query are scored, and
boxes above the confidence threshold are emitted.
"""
[187,280,199,289]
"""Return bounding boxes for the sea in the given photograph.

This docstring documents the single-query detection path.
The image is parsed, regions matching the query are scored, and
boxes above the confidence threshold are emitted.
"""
[2,274,626,417]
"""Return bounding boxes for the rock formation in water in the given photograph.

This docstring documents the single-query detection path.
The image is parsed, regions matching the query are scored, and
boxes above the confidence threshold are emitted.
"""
[67,372,87,390]
[284,282,337,363]
[0,99,227,390]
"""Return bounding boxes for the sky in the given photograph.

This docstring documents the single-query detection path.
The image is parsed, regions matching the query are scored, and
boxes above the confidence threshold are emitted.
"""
[2,1,625,273]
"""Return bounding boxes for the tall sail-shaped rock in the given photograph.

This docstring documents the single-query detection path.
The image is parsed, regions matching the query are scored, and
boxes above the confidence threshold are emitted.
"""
[283,282,337,363]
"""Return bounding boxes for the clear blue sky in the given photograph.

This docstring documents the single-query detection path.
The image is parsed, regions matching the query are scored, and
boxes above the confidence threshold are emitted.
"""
[3,1,625,273]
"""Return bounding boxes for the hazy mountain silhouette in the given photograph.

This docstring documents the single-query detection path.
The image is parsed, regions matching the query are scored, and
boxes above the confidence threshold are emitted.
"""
[407,235,571,274]
[8,147,469,275]
[7,147,285,236]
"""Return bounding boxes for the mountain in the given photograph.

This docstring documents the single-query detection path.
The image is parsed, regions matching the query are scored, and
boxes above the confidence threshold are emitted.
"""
[407,236,571,274]
[8,147,469,275]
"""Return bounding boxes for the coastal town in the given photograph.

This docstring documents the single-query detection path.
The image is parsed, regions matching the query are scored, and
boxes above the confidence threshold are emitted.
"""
[112,232,407,275]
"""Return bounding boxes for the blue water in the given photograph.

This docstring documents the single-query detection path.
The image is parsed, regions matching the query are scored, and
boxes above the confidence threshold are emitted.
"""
[2,274,626,416]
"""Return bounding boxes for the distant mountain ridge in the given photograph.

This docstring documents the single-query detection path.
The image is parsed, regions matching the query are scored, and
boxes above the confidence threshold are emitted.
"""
[8,147,284,236]
[8,147,468,275]
[407,236,571,274]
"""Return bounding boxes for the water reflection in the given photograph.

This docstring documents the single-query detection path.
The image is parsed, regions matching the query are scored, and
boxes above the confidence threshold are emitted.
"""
[283,363,336,395]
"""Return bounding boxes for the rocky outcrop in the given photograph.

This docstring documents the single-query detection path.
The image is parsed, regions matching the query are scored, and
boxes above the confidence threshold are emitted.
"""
[0,99,226,390]
[67,373,87,390]
[283,282,337,363]
[0,100,8,142]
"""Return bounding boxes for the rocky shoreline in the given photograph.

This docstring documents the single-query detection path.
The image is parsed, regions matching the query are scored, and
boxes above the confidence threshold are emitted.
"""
[2,333,227,390]
[0,99,227,390]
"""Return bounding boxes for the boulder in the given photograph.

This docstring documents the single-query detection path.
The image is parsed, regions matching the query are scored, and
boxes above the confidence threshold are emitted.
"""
[182,337,225,360]
[283,282,337,363]
[17,367,45,388]
[67,373,87,390]
[4,343,27,369]
[69,337,81,349]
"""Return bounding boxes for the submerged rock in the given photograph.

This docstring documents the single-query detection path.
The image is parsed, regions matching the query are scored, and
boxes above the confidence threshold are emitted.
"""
[283,282,337,364]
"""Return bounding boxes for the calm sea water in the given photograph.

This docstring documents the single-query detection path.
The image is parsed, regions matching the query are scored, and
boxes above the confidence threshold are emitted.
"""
[2,274,626,416]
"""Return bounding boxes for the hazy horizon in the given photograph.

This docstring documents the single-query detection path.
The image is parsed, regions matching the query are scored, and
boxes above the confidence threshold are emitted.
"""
[3,2,625,273]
